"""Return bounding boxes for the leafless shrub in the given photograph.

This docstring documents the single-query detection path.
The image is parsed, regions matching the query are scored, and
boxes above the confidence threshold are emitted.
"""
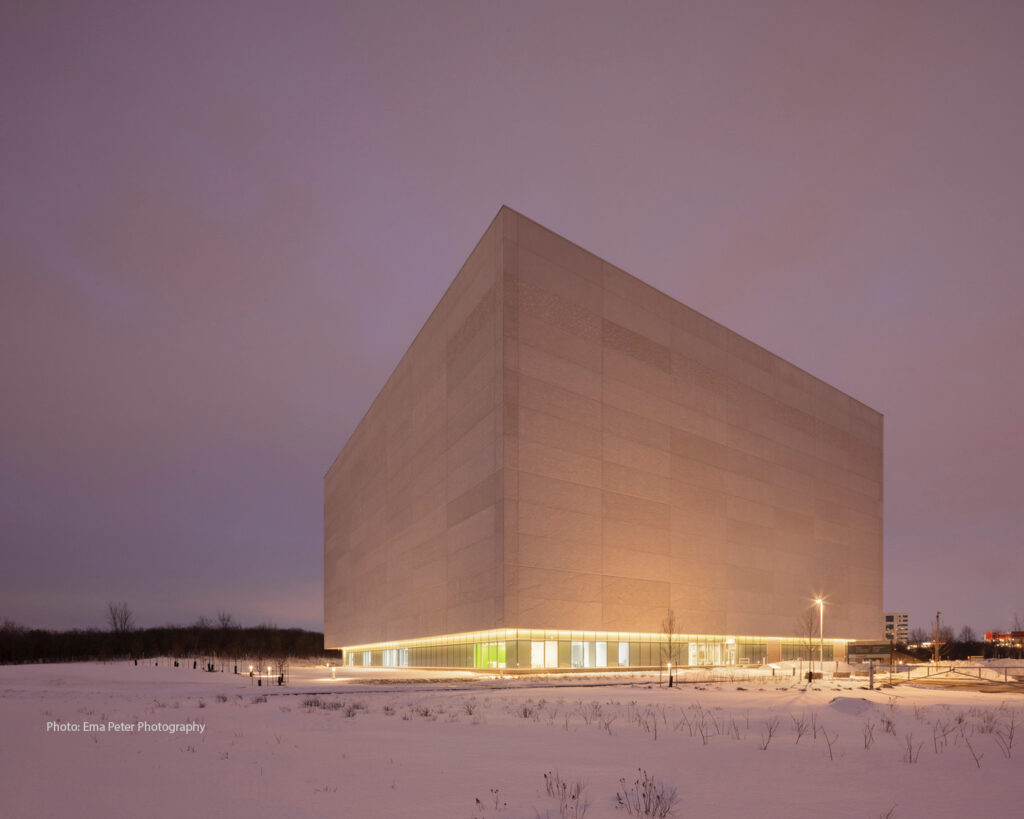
[615,769,678,818]
[881,715,896,735]
[706,711,722,736]
[672,710,692,735]
[759,716,780,750]
[879,804,897,818]
[383,703,395,716]
[811,712,819,739]
[544,771,589,819]
[477,787,506,813]
[215,694,228,704]
[960,725,983,768]
[695,712,709,745]
[463,699,478,716]
[823,727,839,761]
[637,709,659,740]
[903,733,923,764]
[577,701,602,726]
[252,695,267,704]
[977,709,999,734]
[863,721,875,749]
[792,713,809,744]
[932,719,956,753]
[601,715,617,736]
[995,712,1016,758]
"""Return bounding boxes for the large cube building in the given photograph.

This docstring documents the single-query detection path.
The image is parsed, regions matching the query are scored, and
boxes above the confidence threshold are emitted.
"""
[325,207,883,670]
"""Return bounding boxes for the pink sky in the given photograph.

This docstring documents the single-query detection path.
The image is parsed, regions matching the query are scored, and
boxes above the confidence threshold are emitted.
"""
[1,1,1021,635]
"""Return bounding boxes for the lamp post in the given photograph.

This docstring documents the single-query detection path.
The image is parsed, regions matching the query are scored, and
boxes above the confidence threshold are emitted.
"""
[816,599,824,676]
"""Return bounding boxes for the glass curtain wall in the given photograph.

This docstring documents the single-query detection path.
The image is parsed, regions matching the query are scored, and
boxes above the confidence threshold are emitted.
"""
[341,630,833,669]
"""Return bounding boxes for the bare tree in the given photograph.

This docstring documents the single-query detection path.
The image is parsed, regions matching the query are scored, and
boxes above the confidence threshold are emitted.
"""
[215,610,239,664]
[660,609,681,673]
[795,607,819,666]
[908,626,928,645]
[106,602,135,634]
[958,625,977,644]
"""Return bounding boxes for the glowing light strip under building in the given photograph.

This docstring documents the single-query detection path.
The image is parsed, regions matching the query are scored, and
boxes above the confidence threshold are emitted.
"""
[337,627,849,670]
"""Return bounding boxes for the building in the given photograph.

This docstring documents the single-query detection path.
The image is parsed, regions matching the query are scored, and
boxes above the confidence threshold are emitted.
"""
[884,612,908,643]
[984,631,1024,649]
[324,207,884,670]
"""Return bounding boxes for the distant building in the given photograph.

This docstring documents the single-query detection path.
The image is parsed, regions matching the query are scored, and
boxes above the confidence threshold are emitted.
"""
[884,612,908,643]
[324,207,884,670]
[984,631,1024,649]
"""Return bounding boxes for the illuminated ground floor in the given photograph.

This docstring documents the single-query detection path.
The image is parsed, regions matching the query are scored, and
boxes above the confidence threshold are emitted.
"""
[339,628,847,671]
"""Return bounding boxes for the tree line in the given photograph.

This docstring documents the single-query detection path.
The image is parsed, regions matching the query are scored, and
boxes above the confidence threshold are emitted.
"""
[0,604,339,666]
[902,621,1023,662]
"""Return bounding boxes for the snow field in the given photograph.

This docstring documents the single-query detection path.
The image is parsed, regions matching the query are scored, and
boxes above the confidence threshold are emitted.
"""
[1,661,1020,818]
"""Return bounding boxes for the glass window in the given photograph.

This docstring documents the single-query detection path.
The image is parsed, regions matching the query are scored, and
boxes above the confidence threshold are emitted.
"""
[618,642,629,666]
[595,642,607,667]
[531,641,545,668]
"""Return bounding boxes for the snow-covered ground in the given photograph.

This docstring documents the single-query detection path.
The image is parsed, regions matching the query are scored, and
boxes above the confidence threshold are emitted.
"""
[1,660,1020,818]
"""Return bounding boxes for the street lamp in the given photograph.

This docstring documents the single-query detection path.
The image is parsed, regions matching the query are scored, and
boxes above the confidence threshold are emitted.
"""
[815,599,824,675]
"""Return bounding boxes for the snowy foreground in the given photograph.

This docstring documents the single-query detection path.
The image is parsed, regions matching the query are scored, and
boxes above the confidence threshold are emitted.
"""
[1,661,1020,818]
